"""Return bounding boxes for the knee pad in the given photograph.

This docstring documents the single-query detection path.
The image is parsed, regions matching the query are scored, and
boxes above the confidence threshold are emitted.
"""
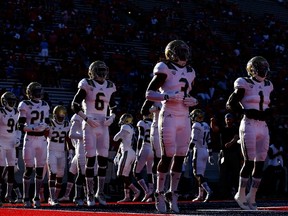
[50,173,57,181]
[240,160,254,178]
[35,167,43,180]
[158,155,172,173]
[152,157,160,174]
[134,172,142,181]
[172,156,185,173]
[86,157,96,177]
[97,155,107,177]
[24,167,33,179]
[7,166,14,184]
[76,173,85,185]
[253,161,265,178]
[67,172,75,183]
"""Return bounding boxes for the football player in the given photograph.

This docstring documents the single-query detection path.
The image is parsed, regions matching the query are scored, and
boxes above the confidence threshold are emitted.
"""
[59,113,87,206]
[226,56,274,210]
[188,109,214,203]
[113,113,140,203]
[133,113,154,202]
[17,82,50,208]
[141,100,162,184]
[71,60,117,206]
[0,92,21,205]
[46,105,71,206]
[144,40,198,213]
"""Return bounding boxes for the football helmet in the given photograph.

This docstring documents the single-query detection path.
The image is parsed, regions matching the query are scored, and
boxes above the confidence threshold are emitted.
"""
[118,113,133,125]
[190,109,205,122]
[165,40,190,63]
[88,60,109,81]
[53,105,67,124]
[26,82,43,100]
[246,56,270,81]
[1,91,17,109]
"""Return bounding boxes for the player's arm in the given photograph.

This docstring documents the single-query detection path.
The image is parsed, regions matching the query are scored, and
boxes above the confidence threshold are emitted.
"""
[104,92,117,126]
[140,99,154,116]
[226,88,245,114]
[136,126,145,156]
[71,88,87,120]
[145,74,168,101]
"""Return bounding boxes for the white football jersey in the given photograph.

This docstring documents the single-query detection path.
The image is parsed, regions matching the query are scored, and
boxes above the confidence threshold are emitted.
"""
[234,77,273,110]
[113,124,135,152]
[0,107,19,142]
[47,119,71,152]
[191,121,211,150]
[18,100,50,125]
[78,78,116,115]
[137,119,152,148]
[154,61,196,116]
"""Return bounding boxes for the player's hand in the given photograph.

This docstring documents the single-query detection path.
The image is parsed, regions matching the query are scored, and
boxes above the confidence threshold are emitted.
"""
[184,150,192,164]
[86,118,100,128]
[164,91,183,102]
[183,96,198,107]
[104,113,115,126]
[113,152,121,166]
[67,149,74,164]
[34,122,48,132]
[14,158,20,172]
[14,138,21,148]
[208,156,215,165]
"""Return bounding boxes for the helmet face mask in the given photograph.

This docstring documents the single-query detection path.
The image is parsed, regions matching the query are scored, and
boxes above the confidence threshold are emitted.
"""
[165,40,190,63]
[118,113,133,126]
[246,56,270,81]
[53,105,67,124]
[1,92,17,110]
[26,82,43,100]
[88,61,109,81]
[190,109,205,123]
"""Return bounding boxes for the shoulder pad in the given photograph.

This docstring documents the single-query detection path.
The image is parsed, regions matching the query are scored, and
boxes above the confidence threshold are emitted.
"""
[23,100,33,106]
[86,78,96,87]
[186,65,194,72]
[166,61,177,70]
[264,80,271,86]
[0,107,6,115]
[64,120,70,127]
[106,80,115,88]
[51,120,56,127]
[243,77,255,85]
[41,100,48,106]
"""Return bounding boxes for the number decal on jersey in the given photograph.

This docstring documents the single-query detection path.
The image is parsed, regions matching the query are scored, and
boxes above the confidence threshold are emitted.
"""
[202,131,210,146]
[30,110,45,124]
[259,91,264,111]
[179,78,189,97]
[51,131,67,144]
[7,118,16,133]
[95,92,105,110]
[144,128,151,143]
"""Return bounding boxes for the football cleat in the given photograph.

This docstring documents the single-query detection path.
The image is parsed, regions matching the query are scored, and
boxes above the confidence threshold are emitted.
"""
[234,193,250,210]
[154,192,167,213]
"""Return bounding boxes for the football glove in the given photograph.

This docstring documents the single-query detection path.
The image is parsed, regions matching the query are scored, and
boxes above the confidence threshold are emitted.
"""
[86,118,100,128]
[164,91,183,102]
[183,96,198,107]
[208,156,215,165]
[67,149,74,164]
[104,113,116,126]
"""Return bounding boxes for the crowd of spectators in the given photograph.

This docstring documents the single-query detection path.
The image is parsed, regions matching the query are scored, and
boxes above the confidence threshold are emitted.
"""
[0,0,288,151]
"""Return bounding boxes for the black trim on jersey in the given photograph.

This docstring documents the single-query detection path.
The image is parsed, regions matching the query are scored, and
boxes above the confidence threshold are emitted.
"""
[264,80,271,86]
[22,100,48,106]
[86,78,96,87]
[243,77,255,85]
